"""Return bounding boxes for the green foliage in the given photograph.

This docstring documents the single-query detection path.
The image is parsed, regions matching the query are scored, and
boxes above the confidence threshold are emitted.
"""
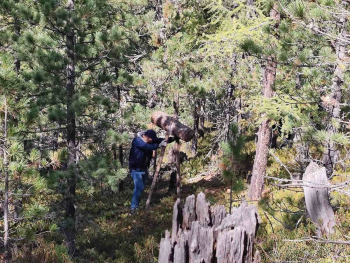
[79,155,127,193]
[219,123,245,193]
[240,39,262,54]
[1,0,350,261]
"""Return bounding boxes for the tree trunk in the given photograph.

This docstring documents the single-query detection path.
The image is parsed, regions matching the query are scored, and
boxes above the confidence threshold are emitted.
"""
[14,15,20,73]
[114,65,125,191]
[294,129,309,180]
[191,99,199,155]
[175,137,181,199]
[227,54,238,139]
[172,94,182,198]
[13,14,22,221]
[118,145,124,191]
[199,98,205,136]
[248,4,279,201]
[322,1,348,177]
[65,0,76,256]
[3,97,10,263]
[225,83,234,140]
[229,177,233,214]
[173,92,179,117]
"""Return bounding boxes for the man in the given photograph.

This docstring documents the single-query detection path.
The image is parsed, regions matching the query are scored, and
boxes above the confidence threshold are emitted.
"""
[128,129,173,214]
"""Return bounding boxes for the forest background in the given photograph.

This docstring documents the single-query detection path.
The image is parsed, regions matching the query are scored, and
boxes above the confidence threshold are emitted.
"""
[1,0,350,262]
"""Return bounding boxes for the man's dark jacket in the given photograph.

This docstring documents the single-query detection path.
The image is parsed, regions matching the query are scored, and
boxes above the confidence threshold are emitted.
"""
[129,135,163,171]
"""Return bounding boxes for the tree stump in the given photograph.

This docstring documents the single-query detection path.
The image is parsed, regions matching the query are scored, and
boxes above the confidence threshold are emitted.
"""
[158,193,261,263]
[303,161,335,236]
[182,195,196,230]
[159,230,172,263]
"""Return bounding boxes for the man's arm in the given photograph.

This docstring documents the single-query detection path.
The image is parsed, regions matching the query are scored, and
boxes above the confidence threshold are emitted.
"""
[134,137,159,151]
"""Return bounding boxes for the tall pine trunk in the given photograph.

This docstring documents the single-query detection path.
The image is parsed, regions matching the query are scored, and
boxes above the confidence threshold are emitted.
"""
[3,97,10,263]
[173,93,181,198]
[322,1,348,177]
[118,145,124,191]
[191,98,199,155]
[225,83,234,140]
[199,98,205,135]
[248,5,279,200]
[65,0,77,256]
[13,12,22,221]
[114,65,124,191]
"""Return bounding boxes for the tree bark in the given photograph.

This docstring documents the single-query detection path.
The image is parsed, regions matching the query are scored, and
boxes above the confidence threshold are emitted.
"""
[14,15,20,73]
[173,93,182,198]
[114,65,125,191]
[13,12,22,221]
[175,137,181,199]
[225,54,237,140]
[65,0,77,256]
[199,98,205,136]
[151,111,195,142]
[248,4,279,201]
[191,99,199,155]
[3,97,10,263]
[118,145,124,191]
[225,83,234,140]
[322,1,348,177]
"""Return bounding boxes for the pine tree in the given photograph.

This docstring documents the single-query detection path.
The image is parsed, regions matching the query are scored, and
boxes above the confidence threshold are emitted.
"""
[6,0,148,256]
[321,1,349,177]
[248,3,280,200]
[220,123,245,213]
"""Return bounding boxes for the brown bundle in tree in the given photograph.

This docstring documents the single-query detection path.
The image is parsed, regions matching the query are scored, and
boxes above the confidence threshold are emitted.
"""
[151,111,195,142]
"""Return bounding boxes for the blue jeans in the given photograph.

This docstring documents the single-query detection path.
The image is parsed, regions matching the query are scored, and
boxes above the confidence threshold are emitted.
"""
[130,169,148,210]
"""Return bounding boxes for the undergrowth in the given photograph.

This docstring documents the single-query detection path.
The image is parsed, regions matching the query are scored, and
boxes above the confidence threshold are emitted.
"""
[9,128,350,263]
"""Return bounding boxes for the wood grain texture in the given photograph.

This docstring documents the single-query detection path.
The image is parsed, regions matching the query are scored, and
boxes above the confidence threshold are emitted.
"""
[151,111,195,142]
[158,193,261,263]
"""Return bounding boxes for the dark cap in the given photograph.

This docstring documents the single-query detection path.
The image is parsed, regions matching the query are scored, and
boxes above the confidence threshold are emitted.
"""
[144,129,158,141]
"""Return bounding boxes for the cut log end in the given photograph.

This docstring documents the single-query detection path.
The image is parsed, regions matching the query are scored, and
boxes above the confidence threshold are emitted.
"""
[151,111,195,142]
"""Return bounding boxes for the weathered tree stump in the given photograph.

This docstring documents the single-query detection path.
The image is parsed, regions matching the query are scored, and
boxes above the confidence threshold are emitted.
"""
[182,195,196,230]
[151,111,195,142]
[303,161,335,236]
[159,230,172,263]
[158,193,261,263]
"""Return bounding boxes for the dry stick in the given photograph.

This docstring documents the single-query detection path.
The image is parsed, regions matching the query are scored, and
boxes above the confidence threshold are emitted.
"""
[269,150,294,180]
[283,237,350,245]
[153,150,157,176]
[146,131,170,210]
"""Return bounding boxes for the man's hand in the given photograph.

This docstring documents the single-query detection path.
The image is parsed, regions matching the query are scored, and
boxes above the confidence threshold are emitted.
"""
[159,140,168,147]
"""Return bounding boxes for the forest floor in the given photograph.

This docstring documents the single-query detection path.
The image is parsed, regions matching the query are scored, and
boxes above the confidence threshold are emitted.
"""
[14,133,350,262]
[74,171,227,263]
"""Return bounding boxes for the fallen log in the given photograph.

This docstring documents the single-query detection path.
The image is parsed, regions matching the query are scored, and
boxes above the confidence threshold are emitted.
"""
[151,111,195,142]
